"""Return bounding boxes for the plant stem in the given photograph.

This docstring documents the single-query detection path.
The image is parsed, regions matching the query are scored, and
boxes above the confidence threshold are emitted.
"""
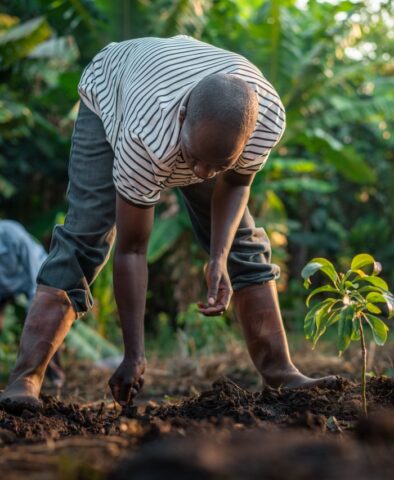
[358,316,368,416]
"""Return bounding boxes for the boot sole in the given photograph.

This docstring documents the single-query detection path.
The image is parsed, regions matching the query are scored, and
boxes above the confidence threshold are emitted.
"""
[0,395,43,415]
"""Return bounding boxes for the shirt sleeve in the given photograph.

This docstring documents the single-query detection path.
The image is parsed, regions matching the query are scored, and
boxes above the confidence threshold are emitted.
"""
[78,42,118,117]
[234,114,286,175]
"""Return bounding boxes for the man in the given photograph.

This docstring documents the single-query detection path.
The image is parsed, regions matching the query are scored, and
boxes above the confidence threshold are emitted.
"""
[0,220,64,386]
[0,36,336,412]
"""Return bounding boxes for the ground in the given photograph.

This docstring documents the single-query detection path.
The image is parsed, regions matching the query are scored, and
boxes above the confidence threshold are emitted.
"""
[1,337,394,480]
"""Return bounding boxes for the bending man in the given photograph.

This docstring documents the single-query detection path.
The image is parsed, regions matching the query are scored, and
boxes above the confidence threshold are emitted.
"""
[0,36,336,411]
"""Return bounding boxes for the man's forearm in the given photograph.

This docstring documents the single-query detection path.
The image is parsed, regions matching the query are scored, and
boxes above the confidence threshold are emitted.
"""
[210,175,251,261]
[113,250,147,361]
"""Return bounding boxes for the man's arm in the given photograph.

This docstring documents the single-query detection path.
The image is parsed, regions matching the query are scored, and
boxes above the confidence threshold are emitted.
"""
[109,193,155,405]
[198,170,255,316]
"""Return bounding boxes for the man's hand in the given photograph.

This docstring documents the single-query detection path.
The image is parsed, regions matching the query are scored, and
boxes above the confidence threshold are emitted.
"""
[200,172,252,316]
[198,258,232,316]
[108,357,146,405]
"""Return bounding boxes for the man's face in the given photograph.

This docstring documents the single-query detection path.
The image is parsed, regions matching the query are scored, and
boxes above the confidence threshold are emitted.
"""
[179,109,243,180]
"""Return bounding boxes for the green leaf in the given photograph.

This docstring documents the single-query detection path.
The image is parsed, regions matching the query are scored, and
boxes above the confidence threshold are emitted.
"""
[304,299,336,341]
[366,303,382,314]
[382,293,394,319]
[269,177,336,194]
[350,253,375,271]
[351,323,361,341]
[29,36,79,64]
[306,285,339,306]
[315,301,334,332]
[327,309,342,327]
[304,302,323,340]
[309,257,338,285]
[364,314,389,346]
[65,327,101,361]
[147,215,183,263]
[358,286,385,294]
[72,322,120,358]
[0,17,52,67]
[366,292,387,304]
[338,306,355,354]
[344,280,359,289]
[300,129,377,184]
[268,158,318,174]
[301,262,323,288]
[361,276,389,291]
[312,302,338,347]
[0,174,16,198]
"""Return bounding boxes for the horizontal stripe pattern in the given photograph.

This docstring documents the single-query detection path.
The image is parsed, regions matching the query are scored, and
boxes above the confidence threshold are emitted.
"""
[79,35,285,206]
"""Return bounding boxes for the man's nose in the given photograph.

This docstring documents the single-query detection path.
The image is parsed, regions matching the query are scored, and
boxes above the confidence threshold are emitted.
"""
[193,164,215,179]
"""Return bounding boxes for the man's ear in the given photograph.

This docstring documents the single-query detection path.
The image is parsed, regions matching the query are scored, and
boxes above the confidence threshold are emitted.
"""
[179,106,186,123]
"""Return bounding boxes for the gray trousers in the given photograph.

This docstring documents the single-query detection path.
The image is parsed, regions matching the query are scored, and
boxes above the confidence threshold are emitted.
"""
[37,102,279,315]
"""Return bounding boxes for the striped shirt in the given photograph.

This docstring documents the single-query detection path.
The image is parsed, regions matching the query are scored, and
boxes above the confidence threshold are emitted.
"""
[78,36,286,206]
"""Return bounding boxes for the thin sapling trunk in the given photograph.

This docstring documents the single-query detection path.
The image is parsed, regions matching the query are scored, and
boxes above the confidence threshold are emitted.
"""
[358,316,367,416]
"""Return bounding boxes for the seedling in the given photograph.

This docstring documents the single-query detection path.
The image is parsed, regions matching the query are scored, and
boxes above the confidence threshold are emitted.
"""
[301,254,393,415]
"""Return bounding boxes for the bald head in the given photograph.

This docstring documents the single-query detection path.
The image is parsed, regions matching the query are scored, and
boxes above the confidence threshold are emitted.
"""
[187,73,258,133]
[179,74,259,179]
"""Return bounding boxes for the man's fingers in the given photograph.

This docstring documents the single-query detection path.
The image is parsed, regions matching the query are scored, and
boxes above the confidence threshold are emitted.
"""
[109,378,143,406]
[218,285,232,309]
[118,381,133,405]
[109,381,120,402]
[207,267,220,305]
[198,303,227,316]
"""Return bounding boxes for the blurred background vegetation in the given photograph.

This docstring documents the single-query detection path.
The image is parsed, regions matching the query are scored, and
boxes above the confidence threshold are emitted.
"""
[0,0,393,367]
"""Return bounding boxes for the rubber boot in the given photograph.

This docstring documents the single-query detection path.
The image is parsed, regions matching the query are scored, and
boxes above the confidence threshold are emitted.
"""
[46,351,66,388]
[233,281,338,389]
[0,285,76,413]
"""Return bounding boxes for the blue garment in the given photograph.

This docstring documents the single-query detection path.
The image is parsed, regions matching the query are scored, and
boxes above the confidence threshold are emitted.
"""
[0,220,47,302]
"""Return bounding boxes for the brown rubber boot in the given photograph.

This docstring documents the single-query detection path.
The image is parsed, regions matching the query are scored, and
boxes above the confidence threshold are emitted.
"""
[233,281,338,389]
[0,285,76,413]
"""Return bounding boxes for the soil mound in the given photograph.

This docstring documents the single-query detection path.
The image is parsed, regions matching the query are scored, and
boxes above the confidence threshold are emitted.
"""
[148,376,394,427]
[0,396,119,444]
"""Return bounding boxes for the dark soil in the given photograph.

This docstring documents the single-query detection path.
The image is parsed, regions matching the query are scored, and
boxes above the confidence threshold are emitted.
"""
[1,376,394,445]
[152,375,394,426]
[111,423,394,480]
[1,376,394,479]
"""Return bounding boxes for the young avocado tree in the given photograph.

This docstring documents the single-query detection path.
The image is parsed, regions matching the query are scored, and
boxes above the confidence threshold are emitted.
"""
[301,254,393,415]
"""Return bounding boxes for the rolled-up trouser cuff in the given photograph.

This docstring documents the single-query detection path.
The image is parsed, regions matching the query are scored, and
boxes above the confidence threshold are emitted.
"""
[37,282,93,318]
[229,256,280,291]
[227,222,280,291]
[66,288,94,318]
